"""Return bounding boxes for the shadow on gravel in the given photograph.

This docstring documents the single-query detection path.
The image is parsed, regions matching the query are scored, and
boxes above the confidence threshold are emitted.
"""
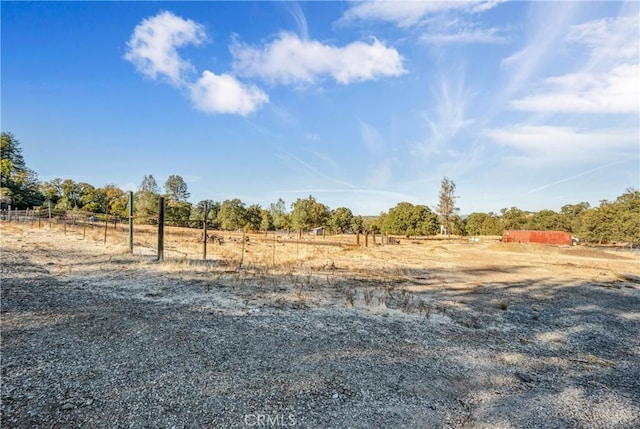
[2,247,639,429]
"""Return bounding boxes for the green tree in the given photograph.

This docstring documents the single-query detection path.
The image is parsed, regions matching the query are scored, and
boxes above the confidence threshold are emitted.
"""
[290,195,329,232]
[269,198,289,230]
[329,207,355,233]
[194,200,221,229]
[481,213,503,235]
[260,209,273,232]
[166,201,193,227]
[134,175,160,223]
[165,175,190,202]
[527,209,568,231]
[40,178,63,206]
[464,212,488,236]
[500,207,528,230]
[580,189,640,246]
[217,199,247,231]
[560,202,590,233]
[245,204,263,231]
[381,202,439,236]
[0,132,44,208]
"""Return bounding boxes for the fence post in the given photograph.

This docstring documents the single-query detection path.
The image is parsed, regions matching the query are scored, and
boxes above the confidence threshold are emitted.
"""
[129,191,134,254]
[64,212,68,234]
[272,232,276,267]
[365,231,369,247]
[356,231,360,246]
[372,231,376,246]
[239,230,246,268]
[157,197,165,261]
[103,213,108,244]
[202,201,208,260]
[48,202,52,229]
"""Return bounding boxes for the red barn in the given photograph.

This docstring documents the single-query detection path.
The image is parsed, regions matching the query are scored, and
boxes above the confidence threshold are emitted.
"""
[502,230,573,245]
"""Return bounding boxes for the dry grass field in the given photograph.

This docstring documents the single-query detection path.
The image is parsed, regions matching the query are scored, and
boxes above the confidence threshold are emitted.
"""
[2,221,639,428]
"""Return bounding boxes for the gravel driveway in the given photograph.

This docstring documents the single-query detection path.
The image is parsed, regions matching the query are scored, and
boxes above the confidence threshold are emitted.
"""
[2,226,639,428]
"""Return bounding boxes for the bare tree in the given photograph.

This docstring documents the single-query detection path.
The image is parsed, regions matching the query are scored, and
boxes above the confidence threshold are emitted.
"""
[437,177,459,237]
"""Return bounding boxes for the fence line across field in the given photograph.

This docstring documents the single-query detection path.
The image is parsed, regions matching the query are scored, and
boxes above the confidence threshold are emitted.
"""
[0,203,409,268]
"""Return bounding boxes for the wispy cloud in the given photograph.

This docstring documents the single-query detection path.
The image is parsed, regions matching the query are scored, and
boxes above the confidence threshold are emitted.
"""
[511,14,640,114]
[486,125,638,165]
[339,0,500,28]
[511,63,639,113]
[416,76,475,158]
[498,3,580,106]
[125,11,267,116]
[421,26,507,45]
[230,32,406,86]
[284,1,309,40]
[524,161,626,195]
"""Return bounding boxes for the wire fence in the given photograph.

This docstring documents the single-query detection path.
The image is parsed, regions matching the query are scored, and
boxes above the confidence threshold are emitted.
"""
[0,206,403,269]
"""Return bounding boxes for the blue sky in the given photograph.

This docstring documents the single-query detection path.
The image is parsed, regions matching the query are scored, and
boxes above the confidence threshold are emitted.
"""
[2,1,638,215]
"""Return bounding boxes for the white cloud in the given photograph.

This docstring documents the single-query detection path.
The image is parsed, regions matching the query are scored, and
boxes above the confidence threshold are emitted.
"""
[421,26,507,44]
[567,15,639,61]
[231,32,406,85]
[126,11,268,116]
[124,11,207,85]
[486,125,638,165]
[511,63,639,113]
[189,71,268,116]
[339,0,500,28]
[509,14,640,114]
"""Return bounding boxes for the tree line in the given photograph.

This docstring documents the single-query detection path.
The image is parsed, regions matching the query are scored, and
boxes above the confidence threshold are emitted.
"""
[2,131,638,245]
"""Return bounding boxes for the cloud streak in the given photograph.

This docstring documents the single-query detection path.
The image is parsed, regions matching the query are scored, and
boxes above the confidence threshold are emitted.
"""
[339,0,500,28]
[511,14,640,114]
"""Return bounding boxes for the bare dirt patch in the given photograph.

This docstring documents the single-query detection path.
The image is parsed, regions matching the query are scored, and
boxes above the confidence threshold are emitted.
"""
[2,223,639,428]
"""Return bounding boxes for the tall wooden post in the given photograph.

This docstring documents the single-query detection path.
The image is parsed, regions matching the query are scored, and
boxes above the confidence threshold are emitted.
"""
[103,213,108,244]
[356,231,360,246]
[240,230,246,268]
[365,231,369,247]
[157,197,165,261]
[48,202,52,229]
[128,191,134,254]
[202,201,208,260]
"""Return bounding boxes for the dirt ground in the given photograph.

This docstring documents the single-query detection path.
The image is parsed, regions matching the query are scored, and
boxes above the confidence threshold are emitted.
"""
[1,222,639,428]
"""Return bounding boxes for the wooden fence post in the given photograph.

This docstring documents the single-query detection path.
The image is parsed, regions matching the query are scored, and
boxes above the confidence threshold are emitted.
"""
[157,197,165,261]
[356,231,360,246]
[103,213,108,244]
[129,191,134,254]
[202,201,208,260]
[365,231,369,247]
[240,230,246,268]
